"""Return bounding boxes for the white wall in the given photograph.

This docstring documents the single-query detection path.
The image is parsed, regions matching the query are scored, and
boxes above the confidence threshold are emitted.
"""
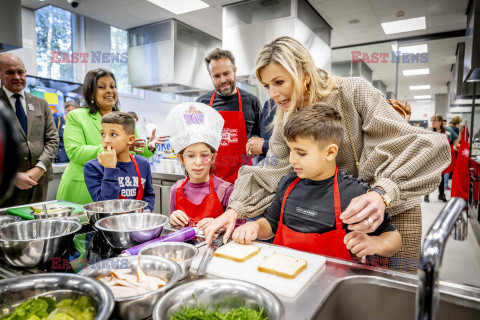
[410,100,436,121]
[12,7,37,76]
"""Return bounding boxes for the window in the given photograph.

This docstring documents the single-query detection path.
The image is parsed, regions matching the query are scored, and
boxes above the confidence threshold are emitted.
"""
[36,6,75,82]
[110,26,144,97]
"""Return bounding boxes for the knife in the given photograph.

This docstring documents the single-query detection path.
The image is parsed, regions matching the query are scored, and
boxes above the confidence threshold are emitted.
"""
[196,230,225,276]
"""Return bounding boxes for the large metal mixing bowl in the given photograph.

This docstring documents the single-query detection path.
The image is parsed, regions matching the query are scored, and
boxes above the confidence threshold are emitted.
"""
[0,273,114,320]
[80,255,182,320]
[83,199,148,225]
[0,219,81,267]
[95,213,168,249]
[153,279,285,320]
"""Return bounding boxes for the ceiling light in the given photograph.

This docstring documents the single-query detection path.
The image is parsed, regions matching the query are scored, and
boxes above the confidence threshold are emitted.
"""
[410,85,431,90]
[391,44,428,54]
[403,68,429,76]
[416,100,432,103]
[349,19,360,24]
[146,0,208,15]
[381,17,426,35]
[414,95,431,99]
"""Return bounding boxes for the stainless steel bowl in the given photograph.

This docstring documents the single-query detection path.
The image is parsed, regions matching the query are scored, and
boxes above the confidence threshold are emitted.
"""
[95,213,168,250]
[32,206,74,219]
[140,242,198,280]
[153,279,285,320]
[0,215,20,226]
[80,255,182,320]
[83,199,148,225]
[0,273,114,320]
[0,219,81,267]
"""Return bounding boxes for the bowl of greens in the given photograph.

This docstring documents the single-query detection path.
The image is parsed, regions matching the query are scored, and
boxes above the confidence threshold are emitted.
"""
[152,279,285,320]
[0,273,114,320]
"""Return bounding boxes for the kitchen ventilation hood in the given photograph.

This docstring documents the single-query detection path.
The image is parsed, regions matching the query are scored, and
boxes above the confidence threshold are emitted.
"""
[0,0,22,52]
[464,0,480,82]
[127,19,221,96]
[222,0,332,84]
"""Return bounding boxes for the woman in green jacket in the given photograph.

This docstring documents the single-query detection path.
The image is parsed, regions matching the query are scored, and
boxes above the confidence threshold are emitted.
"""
[57,69,166,204]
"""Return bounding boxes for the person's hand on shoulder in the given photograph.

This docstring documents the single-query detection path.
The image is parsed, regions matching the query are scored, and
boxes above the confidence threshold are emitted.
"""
[344,231,379,258]
[98,146,117,168]
[202,208,238,244]
[232,222,259,245]
[169,210,190,227]
[340,191,385,233]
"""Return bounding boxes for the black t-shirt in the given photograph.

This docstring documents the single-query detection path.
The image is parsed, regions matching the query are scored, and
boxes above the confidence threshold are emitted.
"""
[264,171,396,236]
[196,88,261,139]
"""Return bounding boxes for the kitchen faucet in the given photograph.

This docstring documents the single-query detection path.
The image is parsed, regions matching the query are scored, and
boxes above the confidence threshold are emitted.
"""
[416,197,468,320]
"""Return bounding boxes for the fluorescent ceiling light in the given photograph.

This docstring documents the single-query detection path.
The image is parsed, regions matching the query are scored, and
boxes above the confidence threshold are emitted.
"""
[403,68,429,76]
[391,44,428,54]
[410,85,431,90]
[381,17,426,35]
[416,100,432,103]
[414,95,431,99]
[146,0,208,15]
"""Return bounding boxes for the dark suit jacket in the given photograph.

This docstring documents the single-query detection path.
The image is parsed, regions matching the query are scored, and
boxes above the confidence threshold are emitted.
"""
[0,88,59,184]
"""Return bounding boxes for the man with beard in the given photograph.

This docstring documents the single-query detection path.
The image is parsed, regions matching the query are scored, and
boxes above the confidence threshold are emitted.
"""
[0,53,58,207]
[196,48,261,183]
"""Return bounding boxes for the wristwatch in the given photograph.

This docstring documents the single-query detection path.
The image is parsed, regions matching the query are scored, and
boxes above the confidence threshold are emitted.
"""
[367,187,392,207]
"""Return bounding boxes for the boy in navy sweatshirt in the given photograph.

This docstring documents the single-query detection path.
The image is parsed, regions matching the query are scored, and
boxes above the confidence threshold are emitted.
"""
[84,112,155,211]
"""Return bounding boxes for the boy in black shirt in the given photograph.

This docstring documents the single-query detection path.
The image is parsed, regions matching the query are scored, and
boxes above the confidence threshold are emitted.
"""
[233,104,401,260]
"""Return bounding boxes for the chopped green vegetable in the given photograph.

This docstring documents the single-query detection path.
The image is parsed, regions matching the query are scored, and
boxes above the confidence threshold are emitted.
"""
[169,305,268,320]
[2,296,96,320]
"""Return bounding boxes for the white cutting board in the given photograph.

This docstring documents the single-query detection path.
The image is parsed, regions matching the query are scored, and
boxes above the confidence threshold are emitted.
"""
[190,241,326,298]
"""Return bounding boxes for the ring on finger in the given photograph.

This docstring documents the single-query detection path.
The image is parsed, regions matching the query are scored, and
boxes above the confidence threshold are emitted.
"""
[367,217,374,227]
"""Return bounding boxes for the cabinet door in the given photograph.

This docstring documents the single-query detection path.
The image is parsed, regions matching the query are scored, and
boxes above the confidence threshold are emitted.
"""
[161,185,172,215]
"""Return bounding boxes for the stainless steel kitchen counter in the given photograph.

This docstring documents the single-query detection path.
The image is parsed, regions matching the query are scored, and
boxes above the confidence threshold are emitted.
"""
[1,238,480,319]
[185,244,480,320]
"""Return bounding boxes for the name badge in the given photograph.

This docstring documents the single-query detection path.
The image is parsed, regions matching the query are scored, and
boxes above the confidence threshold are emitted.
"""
[27,104,34,111]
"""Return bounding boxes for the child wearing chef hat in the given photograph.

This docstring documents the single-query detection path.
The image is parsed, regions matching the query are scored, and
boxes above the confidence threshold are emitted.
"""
[166,102,234,227]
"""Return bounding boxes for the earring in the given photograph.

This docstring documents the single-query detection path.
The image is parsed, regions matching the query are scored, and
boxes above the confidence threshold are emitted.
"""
[91,100,94,105]
[304,80,311,94]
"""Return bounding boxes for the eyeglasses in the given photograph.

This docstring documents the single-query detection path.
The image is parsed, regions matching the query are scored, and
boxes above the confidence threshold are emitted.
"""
[182,153,213,164]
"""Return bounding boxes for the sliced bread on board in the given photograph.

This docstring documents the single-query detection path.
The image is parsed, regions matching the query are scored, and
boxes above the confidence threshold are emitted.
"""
[258,253,307,279]
[214,242,260,262]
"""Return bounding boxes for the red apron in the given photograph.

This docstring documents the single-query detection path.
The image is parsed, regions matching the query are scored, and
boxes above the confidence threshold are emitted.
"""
[175,174,224,223]
[273,168,352,260]
[209,89,252,184]
[452,127,470,200]
[442,129,456,174]
[118,154,144,200]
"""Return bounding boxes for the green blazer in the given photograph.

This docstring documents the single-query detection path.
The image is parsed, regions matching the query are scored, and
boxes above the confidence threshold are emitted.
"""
[56,107,153,204]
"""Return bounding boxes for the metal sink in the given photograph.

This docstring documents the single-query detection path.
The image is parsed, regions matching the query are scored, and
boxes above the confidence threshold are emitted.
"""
[314,276,480,320]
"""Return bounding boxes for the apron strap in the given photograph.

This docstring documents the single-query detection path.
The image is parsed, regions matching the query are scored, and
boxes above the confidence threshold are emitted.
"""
[129,153,144,200]
[279,177,301,225]
[209,89,242,112]
[333,167,342,230]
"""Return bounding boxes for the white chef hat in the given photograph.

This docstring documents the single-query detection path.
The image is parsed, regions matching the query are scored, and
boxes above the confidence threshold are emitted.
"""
[166,102,224,153]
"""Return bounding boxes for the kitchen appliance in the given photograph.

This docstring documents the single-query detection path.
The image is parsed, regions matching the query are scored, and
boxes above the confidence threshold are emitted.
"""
[128,19,220,96]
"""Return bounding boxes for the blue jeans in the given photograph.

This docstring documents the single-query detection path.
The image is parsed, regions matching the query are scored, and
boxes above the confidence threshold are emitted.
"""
[444,173,450,189]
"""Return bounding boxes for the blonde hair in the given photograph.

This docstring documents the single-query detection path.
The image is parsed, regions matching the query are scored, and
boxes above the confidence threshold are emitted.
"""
[254,36,337,127]
[450,116,461,126]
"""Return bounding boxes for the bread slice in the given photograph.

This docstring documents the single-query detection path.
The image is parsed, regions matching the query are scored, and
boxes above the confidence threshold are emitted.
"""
[214,242,260,262]
[258,253,307,279]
